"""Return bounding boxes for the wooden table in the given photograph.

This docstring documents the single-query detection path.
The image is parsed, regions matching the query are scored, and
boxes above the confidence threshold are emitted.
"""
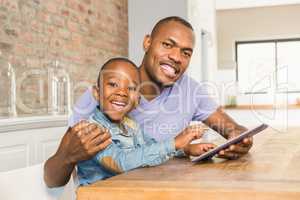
[77,127,300,200]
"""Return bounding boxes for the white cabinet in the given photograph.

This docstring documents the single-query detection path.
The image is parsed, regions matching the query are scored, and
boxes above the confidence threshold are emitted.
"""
[225,109,299,128]
[0,116,68,172]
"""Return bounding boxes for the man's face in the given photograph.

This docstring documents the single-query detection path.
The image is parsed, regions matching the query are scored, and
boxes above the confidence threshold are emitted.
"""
[143,21,195,86]
[94,61,140,123]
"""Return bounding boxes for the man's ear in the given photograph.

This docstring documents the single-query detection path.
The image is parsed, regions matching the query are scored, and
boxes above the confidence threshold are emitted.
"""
[92,85,100,101]
[143,34,151,52]
[133,95,141,109]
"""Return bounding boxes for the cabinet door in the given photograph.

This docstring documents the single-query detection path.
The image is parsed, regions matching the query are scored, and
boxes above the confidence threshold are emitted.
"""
[35,127,68,164]
[0,131,32,172]
[0,126,67,172]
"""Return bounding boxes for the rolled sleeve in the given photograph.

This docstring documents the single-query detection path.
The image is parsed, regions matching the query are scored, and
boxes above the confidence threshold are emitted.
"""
[161,138,176,157]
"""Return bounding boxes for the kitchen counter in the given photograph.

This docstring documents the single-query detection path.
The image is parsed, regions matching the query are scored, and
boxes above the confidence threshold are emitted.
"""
[0,115,68,133]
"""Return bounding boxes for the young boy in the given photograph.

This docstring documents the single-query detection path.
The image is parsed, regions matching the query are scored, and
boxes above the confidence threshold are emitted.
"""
[77,57,215,185]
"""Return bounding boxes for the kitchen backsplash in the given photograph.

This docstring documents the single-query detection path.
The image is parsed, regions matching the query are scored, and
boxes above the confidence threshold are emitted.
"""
[0,0,128,118]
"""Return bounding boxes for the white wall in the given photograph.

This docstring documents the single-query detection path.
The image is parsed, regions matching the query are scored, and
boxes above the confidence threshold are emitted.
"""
[216,0,300,10]
[187,0,218,83]
[128,0,188,65]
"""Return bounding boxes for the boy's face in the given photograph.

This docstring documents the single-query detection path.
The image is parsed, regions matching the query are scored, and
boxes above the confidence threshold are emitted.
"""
[143,21,195,86]
[93,61,140,123]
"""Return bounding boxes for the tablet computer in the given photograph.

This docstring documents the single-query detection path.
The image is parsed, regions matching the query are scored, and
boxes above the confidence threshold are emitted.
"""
[191,124,268,163]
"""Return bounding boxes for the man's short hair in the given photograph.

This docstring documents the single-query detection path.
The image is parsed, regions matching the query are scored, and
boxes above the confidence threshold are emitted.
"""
[97,57,138,87]
[151,16,194,37]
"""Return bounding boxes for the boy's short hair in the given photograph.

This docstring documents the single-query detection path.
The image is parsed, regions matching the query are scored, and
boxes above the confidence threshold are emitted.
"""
[97,57,138,87]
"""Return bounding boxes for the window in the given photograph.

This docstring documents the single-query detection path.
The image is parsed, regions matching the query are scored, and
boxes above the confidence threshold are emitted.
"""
[236,39,300,94]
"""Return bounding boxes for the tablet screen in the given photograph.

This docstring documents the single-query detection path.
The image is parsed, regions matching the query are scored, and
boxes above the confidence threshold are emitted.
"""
[191,124,268,163]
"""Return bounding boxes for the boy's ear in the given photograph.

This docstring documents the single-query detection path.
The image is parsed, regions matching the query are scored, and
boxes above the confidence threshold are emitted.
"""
[143,34,151,52]
[92,85,100,101]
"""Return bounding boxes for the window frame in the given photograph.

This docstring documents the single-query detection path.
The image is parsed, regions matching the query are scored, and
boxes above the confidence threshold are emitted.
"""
[235,38,300,94]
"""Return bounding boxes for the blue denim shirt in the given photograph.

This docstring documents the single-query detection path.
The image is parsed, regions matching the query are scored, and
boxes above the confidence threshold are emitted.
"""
[77,108,176,185]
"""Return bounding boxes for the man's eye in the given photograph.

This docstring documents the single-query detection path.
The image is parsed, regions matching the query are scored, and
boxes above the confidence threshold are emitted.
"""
[182,51,191,58]
[128,86,137,91]
[108,82,118,87]
[162,42,172,49]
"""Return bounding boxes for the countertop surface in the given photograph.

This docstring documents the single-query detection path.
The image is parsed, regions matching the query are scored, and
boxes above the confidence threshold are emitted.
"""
[77,127,300,200]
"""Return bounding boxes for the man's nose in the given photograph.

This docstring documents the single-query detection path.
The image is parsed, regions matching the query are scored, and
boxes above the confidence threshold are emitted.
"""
[168,48,181,64]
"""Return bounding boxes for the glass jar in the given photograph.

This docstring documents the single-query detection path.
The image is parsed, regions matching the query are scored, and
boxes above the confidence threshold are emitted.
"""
[47,60,71,115]
[0,51,17,118]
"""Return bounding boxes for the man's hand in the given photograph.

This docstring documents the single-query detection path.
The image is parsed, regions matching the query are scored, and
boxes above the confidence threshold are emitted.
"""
[204,107,253,160]
[174,124,205,150]
[44,120,111,187]
[217,136,253,160]
[58,120,112,164]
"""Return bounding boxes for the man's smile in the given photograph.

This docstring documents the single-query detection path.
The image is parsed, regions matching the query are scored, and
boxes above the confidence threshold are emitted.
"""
[159,61,179,78]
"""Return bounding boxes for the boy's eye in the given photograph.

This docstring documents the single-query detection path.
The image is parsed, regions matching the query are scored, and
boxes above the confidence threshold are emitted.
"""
[162,42,172,49]
[108,82,118,87]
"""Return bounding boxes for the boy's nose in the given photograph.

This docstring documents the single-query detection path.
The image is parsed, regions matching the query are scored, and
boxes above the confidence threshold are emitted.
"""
[116,87,128,97]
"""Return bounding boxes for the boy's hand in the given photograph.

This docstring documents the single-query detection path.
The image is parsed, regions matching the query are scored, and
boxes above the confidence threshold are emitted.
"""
[184,143,216,156]
[174,124,206,150]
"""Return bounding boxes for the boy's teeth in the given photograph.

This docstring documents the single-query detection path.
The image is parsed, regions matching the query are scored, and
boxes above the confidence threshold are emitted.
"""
[112,101,126,106]
[111,101,127,111]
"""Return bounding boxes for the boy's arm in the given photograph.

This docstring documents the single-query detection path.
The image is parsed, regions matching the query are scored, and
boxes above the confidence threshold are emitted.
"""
[93,137,176,174]
[94,124,206,174]
[142,131,186,157]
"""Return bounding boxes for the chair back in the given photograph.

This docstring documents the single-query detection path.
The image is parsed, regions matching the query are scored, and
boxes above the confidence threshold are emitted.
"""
[0,163,76,200]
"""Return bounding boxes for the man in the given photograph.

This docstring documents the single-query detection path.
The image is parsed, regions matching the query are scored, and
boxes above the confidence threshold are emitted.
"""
[44,16,252,188]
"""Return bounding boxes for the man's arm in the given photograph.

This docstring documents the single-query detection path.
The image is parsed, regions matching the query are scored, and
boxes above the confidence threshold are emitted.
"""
[44,121,111,188]
[203,107,253,159]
